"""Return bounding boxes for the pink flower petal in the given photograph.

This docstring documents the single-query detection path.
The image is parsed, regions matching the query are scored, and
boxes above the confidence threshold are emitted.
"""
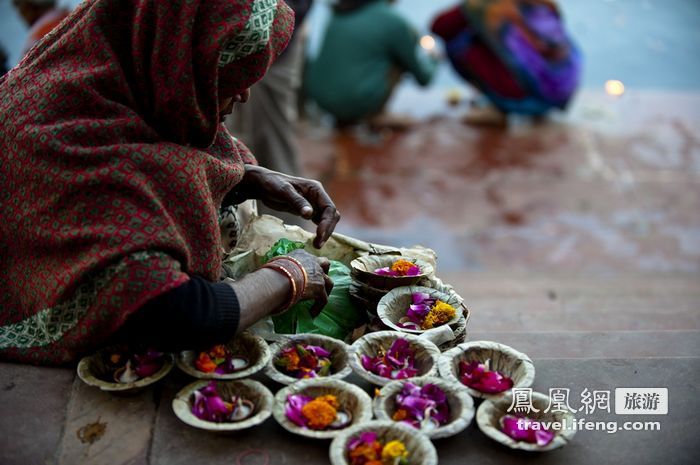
[374,267,397,276]
[134,361,161,378]
[307,345,331,358]
[459,361,513,393]
[285,401,308,427]
[534,429,556,446]
[501,415,555,446]
[406,265,421,276]
[192,390,207,419]
[411,292,431,305]
[395,382,450,426]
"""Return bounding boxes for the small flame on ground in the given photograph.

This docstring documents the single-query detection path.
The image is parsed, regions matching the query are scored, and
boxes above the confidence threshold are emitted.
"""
[420,35,436,51]
[605,80,625,97]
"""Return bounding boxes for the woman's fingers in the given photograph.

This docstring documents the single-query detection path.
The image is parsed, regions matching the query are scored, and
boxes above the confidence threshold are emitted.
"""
[284,250,334,317]
[318,256,330,273]
[292,178,340,248]
[323,273,334,296]
[313,206,340,249]
[281,183,313,218]
[309,290,328,317]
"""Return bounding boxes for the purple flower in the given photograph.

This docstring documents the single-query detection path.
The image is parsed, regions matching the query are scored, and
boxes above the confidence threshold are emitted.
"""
[307,345,331,358]
[348,431,378,450]
[374,266,396,276]
[132,349,164,378]
[459,360,513,393]
[200,381,218,397]
[412,292,431,305]
[386,338,413,367]
[398,393,434,421]
[405,266,421,276]
[400,292,442,329]
[373,260,421,277]
[362,338,419,380]
[285,394,313,427]
[501,415,555,446]
[393,382,450,429]
[134,361,161,378]
[191,381,234,423]
[192,390,207,419]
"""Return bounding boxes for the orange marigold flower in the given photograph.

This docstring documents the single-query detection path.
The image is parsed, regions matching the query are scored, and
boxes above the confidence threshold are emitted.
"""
[285,350,301,371]
[421,300,456,329]
[390,259,417,276]
[349,442,382,464]
[195,352,217,373]
[392,408,408,421]
[315,395,339,409]
[301,398,337,430]
[209,344,227,359]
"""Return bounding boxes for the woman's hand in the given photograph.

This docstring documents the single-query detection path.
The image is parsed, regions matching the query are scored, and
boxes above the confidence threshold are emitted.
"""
[234,164,340,248]
[287,249,334,317]
[231,250,334,331]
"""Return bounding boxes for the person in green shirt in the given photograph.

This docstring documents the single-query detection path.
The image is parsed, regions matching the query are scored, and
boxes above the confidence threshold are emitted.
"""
[305,0,438,126]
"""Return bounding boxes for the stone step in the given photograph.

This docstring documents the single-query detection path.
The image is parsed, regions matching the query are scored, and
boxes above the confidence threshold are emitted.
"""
[467,330,700,359]
[440,272,700,332]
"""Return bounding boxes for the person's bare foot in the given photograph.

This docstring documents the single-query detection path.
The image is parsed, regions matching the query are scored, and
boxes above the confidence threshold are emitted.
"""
[461,105,508,126]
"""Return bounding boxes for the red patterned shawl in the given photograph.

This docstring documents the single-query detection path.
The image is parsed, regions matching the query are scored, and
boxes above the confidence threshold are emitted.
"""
[0,0,294,364]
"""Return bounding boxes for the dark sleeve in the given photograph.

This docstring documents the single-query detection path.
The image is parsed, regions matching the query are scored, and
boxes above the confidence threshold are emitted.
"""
[121,275,240,351]
[387,11,438,86]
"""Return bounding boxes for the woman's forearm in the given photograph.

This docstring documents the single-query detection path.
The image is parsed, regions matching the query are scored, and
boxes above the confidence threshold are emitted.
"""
[227,268,291,331]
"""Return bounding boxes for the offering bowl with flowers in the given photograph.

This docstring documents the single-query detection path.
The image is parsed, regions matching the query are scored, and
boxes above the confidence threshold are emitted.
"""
[77,345,173,393]
[378,286,462,334]
[438,341,535,400]
[373,377,475,439]
[177,331,271,380]
[350,255,434,290]
[348,331,440,387]
[273,378,373,439]
[172,379,274,433]
[329,420,437,465]
[266,334,352,385]
[476,391,576,451]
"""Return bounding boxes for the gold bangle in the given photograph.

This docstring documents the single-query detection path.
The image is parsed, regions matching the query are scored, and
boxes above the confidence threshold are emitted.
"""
[261,263,297,314]
[275,256,308,296]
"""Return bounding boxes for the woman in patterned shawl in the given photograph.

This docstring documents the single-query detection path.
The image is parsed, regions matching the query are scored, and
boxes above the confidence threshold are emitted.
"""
[431,0,581,123]
[0,0,339,365]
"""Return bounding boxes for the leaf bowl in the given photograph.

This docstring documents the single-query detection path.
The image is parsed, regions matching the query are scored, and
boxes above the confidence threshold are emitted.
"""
[265,333,352,385]
[273,378,373,440]
[373,376,475,439]
[476,391,576,451]
[329,420,437,465]
[172,379,274,433]
[438,340,535,400]
[177,331,271,380]
[348,331,441,387]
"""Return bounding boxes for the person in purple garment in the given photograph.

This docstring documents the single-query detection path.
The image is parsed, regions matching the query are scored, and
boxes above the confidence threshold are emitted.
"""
[431,0,581,124]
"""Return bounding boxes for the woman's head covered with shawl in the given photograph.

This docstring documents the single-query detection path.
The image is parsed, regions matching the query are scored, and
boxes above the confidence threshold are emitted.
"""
[15,0,295,147]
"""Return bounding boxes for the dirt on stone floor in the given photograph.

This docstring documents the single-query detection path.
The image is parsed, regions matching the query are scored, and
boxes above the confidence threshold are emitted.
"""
[295,90,700,275]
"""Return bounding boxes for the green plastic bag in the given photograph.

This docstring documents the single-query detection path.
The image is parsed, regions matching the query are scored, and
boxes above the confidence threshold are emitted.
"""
[262,238,305,262]
[264,239,365,340]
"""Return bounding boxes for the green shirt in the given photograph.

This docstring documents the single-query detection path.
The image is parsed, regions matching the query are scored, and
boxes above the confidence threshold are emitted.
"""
[305,0,437,122]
